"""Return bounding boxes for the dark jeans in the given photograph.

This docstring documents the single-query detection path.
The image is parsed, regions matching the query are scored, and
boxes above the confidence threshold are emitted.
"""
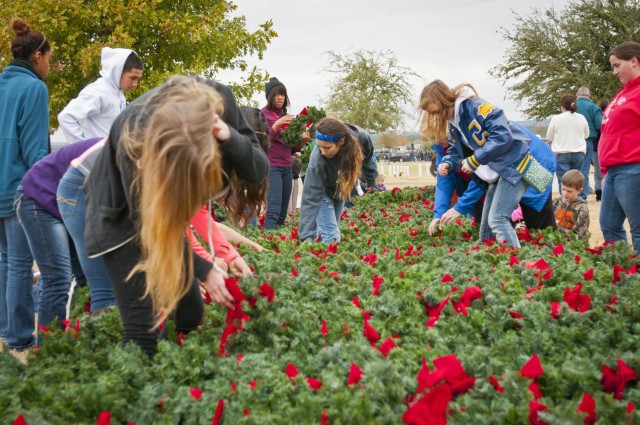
[17,194,72,340]
[264,165,292,229]
[102,241,204,357]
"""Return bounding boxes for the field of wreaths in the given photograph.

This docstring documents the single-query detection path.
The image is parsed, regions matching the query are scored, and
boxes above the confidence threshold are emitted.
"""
[2,186,639,425]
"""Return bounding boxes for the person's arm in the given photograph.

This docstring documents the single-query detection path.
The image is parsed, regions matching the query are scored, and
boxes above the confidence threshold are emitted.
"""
[19,82,49,166]
[582,116,590,139]
[546,118,556,144]
[298,150,326,242]
[572,204,590,240]
[213,83,269,185]
[432,146,456,219]
[187,227,213,262]
[216,221,265,252]
[190,205,241,265]
[593,103,603,132]
[58,89,103,142]
[461,100,515,168]
[453,179,484,217]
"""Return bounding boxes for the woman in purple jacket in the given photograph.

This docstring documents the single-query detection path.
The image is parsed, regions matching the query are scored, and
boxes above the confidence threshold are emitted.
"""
[260,78,309,229]
[16,138,107,341]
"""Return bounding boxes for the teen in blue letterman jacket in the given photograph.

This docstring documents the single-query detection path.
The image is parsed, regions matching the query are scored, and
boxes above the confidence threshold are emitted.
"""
[419,80,547,248]
[430,126,557,237]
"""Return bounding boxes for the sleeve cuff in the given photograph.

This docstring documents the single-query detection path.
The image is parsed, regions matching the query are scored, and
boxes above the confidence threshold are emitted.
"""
[466,155,480,170]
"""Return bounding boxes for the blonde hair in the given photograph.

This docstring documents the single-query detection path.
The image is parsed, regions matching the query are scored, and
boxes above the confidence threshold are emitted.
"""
[315,117,363,201]
[123,76,224,320]
[418,80,477,142]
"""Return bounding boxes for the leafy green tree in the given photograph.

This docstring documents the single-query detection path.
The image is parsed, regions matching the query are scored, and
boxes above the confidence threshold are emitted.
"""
[0,0,277,126]
[321,49,420,133]
[491,0,640,120]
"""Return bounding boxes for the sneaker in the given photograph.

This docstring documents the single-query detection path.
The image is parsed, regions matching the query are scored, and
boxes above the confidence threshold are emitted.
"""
[595,189,602,201]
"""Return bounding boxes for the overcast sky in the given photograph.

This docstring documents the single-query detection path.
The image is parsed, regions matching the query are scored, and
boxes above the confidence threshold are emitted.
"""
[217,0,569,130]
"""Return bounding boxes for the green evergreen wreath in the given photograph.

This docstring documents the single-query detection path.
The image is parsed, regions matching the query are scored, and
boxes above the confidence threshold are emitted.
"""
[281,106,326,147]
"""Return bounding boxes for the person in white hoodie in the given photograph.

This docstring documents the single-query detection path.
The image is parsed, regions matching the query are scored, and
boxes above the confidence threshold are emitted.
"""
[58,47,143,142]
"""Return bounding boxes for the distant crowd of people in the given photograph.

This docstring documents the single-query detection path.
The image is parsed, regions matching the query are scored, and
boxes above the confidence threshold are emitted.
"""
[1,17,639,359]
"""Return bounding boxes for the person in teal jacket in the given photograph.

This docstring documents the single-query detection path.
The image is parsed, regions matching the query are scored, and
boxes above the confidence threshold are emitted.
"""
[0,19,51,352]
[576,86,603,200]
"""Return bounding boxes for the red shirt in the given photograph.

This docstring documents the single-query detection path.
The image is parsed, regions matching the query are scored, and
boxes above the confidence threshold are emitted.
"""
[599,75,640,173]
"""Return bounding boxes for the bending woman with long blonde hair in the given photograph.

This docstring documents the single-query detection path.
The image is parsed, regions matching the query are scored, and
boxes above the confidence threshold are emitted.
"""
[298,117,363,243]
[83,76,268,356]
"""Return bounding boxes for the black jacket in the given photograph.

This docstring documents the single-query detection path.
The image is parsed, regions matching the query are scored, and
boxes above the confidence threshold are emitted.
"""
[346,124,378,188]
[83,77,268,279]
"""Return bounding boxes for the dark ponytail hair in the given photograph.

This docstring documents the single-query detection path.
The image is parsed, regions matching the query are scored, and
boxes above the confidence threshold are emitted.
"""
[560,93,578,113]
[315,117,363,201]
[11,18,50,60]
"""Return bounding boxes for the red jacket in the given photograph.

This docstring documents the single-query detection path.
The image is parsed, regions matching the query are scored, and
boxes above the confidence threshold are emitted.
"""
[599,75,640,174]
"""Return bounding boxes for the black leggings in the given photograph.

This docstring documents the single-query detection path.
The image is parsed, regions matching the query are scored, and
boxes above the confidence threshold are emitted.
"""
[522,193,557,230]
[102,241,203,357]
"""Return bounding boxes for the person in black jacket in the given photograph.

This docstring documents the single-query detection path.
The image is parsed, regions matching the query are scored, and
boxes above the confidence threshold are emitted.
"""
[83,76,268,356]
[345,123,378,192]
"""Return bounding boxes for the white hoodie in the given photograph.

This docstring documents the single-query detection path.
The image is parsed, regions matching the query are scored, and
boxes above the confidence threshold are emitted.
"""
[58,47,133,142]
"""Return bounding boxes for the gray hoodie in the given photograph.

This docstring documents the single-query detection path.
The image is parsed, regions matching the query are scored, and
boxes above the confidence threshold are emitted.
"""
[58,47,132,142]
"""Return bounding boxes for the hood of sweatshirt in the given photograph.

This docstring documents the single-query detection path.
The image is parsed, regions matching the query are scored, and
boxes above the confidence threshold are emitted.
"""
[99,47,133,92]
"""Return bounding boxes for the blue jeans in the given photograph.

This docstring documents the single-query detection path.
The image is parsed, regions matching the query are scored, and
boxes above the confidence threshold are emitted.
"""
[599,163,640,253]
[579,139,595,198]
[17,192,72,338]
[316,193,344,243]
[0,213,35,349]
[479,178,527,248]
[556,152,586,196]
[57,167,115,311]
[264,165,292,229]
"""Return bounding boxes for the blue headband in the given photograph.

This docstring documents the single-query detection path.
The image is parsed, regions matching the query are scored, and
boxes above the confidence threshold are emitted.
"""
[315,130,341,143]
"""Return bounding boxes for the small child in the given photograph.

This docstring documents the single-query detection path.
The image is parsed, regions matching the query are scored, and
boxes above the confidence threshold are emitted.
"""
[376,174,388,191]
[553,169,590,239]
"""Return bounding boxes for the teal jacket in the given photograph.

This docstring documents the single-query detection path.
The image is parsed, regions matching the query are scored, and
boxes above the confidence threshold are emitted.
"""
[576,97,602,139]
[0,63,49,216]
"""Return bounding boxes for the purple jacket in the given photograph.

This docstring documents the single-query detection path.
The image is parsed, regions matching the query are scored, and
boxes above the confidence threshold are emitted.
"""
[261,107,292,167]
[22,137,102,220]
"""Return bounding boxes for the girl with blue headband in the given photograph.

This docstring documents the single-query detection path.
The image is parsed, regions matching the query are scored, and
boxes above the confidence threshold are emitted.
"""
[298,118,363,243]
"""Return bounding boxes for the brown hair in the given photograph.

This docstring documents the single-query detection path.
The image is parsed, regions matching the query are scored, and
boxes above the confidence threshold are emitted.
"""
[11,18,50,60]
[561,169,584,189]
[210,106,270,229]
[315,117,363,201]
[560,93,578,113]
[608,41,640,61]
[419,80,478,142]
[240,106,270,153]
